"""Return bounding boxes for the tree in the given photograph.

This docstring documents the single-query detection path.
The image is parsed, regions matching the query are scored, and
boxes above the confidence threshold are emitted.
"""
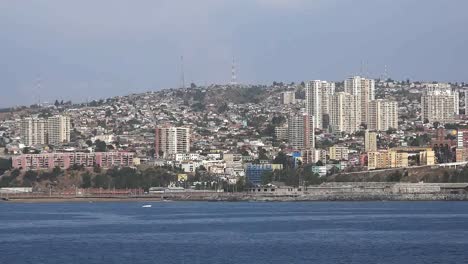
[261,171,274,185]
[11,169,20,178]
[327,166,340,176]
[52,166,62,177]
[235,177,247,192]
[0,158,12,173]
[240,149,250,157]
[23,170,38,186]
[217,103,229,113]
[81,172,92,188]
[387,171,403,182]
[303,167,322,186]
[273,152,289,168]
[95,140,107,152]
[93,173,111,188]
[93,164,102,174]
[258,147,269,160]
[54,100,60,107]
[190,83,197,89]
[386,128,397,134]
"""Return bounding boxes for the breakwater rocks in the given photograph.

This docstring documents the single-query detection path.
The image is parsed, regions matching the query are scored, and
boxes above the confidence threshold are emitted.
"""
[166,182,468,201]
[162,193,468,202]
[5,182,468,202]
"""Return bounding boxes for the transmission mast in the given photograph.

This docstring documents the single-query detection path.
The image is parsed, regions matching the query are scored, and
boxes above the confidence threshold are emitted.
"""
[230,57,237,85]
[180,56,185,89]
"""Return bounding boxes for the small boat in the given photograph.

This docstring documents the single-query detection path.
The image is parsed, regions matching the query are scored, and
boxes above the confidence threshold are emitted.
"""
[142,204,152,208]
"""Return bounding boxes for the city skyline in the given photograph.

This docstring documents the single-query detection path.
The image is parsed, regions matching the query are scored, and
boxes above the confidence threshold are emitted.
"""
[1,0,468,107]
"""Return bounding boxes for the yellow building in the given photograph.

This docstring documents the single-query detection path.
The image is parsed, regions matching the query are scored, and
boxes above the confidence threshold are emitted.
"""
[368,150,408,170]
[329,146,349,161]
[419,150,435,166]
[177,174,188,182]
[365,131,377,152]
[271,164,284,170]
[133,157,141,166]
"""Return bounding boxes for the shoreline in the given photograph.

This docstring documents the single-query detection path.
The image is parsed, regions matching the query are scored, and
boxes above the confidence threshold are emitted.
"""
[3,194,468,203]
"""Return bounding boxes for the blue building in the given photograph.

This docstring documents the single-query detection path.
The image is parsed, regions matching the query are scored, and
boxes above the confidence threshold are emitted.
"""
[246,164,273,185]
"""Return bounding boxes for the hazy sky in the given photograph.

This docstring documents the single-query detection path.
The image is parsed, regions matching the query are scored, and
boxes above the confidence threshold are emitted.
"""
[1,0,467,107]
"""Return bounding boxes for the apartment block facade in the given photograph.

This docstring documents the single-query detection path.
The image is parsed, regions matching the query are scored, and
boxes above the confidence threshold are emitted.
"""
[155,126,190,158]
[368,99,398,131]
[12,152,135,171]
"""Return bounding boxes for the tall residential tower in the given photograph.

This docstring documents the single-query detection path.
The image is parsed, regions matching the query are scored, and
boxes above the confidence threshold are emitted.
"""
[305,80,335,129]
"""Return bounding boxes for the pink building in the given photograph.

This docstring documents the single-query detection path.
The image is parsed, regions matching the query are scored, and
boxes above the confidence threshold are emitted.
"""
[12,152,135,171]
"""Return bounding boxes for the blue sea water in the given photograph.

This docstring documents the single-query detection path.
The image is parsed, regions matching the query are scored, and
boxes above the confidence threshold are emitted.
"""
[0,201,467,264]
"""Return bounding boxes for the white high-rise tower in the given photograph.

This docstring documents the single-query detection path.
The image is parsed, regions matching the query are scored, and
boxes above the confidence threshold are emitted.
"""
[305,80,335,129]
[344,76,375,125]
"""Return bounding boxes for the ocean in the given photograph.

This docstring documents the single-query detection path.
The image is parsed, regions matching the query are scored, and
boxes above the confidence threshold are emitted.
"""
[0,201,467,264]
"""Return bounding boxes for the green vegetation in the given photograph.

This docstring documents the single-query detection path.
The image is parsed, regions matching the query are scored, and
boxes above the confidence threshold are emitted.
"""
[0,164,249,192]
[273,152,289,169]
[95,140,107,152]
[407,134,431,147]
[261,166,323,187]
[422,166,468,183]
[0,158,12,175]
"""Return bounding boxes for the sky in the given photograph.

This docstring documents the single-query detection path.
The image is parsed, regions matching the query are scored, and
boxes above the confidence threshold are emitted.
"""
[1,0,468,107]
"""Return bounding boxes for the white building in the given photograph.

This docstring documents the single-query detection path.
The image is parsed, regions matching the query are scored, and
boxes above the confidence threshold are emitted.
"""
[275,125,288,141]
[464,90,468,117]
[20,117,47,146]
[368,99,398,131]
[47,115,71,145]
[329,145,349,161]
[281,91,295,105]
[306,80,335,129]
[365,130,378,152]
[330,92,361,133]
[421,87,458,123]
[288,112,315,150]
[344,76,375,124]
[155,126,190,158]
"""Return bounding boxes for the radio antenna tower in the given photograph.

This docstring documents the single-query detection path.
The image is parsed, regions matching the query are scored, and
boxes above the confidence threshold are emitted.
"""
[180,56,185,89]
[35,77,42,106]
[384,65,389,81]
[230,57,237,85]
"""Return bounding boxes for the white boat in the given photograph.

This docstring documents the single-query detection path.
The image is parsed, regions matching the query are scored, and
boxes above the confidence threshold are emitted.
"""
[142,204,152,208]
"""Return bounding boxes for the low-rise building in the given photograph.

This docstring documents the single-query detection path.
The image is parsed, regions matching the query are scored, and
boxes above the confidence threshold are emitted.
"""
[367,150,408,170]
[245,163,283,185]
[329,146,349,161]
[12,152,135,171]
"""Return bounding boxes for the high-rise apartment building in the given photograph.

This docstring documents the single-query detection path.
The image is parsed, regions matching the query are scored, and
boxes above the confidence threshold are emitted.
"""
[329,145,349,161]
[368,99,398,131]
[287,113,315,150]
[305,80,335,129]
[281,91,296,105]
[421,87,458,123]
[364,130,378,152]
[20,117,47,146]
[367,150,408,170]
[329,92,361,133]
[274,125,288,141]
[155,126,190,158]
[47,115,71,145]
[344,76,375,124]
[464,91,468,116]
